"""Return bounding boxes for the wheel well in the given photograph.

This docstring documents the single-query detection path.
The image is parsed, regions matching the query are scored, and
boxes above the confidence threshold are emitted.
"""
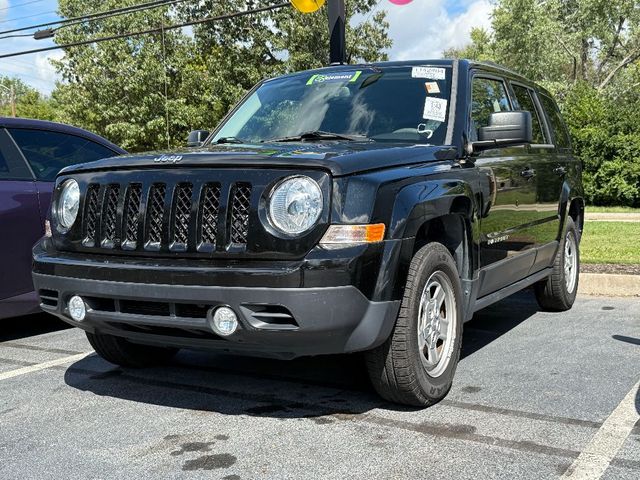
[414,214,471,280]
[569,198,585,237]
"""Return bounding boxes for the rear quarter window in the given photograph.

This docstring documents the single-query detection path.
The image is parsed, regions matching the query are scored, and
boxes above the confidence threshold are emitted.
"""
[539,94,571,149]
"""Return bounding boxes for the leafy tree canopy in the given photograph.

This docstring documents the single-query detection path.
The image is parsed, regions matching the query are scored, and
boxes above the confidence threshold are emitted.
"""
[0,76,57,120]
[446,0,640,207]
[52,0,391,152]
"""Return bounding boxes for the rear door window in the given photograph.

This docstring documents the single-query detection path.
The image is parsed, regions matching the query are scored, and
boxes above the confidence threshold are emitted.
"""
[470,77,512,140]
[511,85,547,144]
[8,128,117,181]
[538,94,571,148]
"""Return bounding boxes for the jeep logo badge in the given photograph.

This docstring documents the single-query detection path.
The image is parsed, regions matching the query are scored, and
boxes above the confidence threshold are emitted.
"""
[154,155,183,164]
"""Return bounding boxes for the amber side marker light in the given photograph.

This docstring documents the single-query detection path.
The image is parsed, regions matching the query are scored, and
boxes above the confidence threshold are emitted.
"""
[320,224,386,245]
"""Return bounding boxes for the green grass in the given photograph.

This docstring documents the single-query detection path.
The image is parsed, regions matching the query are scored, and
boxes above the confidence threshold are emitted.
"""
[581,221,640,264]
[586,206,640,213]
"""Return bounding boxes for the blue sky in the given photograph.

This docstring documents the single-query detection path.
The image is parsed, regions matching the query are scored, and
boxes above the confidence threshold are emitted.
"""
[0,0,492,95]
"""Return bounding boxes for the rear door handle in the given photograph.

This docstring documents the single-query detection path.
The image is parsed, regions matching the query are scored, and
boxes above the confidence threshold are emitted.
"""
[520,168,536,179]
[554,166,567,176]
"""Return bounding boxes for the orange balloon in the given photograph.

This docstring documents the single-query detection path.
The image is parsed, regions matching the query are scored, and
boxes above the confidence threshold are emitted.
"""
[290,0,326,14]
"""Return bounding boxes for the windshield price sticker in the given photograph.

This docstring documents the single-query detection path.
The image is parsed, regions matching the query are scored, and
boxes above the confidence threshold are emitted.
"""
[424,81,440,94]
[412,66,446,80]
[423,97,448,123]
[306,71,362,85]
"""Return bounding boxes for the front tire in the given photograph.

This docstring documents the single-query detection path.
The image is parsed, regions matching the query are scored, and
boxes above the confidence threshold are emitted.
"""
[365,242,463,407]
[534,217,580,311]
[86,332,178,368]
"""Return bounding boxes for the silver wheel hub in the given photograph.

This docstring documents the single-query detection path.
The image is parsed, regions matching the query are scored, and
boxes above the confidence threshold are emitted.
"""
[417,271,457,378]
[564,231,578,293]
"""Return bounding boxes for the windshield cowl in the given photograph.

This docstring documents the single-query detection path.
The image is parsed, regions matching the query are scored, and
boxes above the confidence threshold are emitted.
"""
[261,130,373,143]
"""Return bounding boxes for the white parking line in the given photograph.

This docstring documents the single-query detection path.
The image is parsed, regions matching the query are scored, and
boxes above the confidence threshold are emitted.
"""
[0,352,92,381]
[562,380,640,479]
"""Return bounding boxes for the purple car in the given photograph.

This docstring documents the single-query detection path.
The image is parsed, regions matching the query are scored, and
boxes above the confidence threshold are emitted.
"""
[0,117,125,320]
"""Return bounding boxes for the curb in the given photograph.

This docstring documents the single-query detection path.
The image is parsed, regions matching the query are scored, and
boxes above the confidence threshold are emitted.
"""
[578,273,640,297]
[585,213,640,222]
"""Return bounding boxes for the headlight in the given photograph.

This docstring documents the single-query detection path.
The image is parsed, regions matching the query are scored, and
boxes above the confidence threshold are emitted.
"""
[268,176,323,235]
[56,179,80,231]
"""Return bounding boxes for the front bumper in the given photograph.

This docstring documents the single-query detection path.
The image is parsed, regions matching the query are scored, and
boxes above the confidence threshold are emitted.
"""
[33,241,402,359]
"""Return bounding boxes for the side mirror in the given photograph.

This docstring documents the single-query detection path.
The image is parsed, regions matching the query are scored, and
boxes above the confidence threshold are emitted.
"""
[187,130,210,147]
[473,111,532,152]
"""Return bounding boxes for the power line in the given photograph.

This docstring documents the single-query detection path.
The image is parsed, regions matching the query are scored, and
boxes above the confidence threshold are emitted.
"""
[0,32,33,39]
[0,0,47,12]
[0,2,291,59]
[0,0,188,35]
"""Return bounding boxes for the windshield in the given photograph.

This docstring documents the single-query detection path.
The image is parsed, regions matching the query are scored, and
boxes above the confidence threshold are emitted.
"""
[211,65,453,145]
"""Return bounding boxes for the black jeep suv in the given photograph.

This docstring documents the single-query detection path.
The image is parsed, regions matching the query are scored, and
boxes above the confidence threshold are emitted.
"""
[33,60,583,406]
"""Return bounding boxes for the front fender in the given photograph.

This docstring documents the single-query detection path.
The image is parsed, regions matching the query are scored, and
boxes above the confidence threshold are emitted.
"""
[388,179,476,240]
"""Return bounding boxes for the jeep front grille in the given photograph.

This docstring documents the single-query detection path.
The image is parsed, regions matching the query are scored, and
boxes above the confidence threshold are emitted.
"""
[80,179,254,254]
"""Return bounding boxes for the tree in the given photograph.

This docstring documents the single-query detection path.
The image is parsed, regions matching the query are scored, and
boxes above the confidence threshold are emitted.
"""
[448,0,640,90]
[0,77,57,120]
[51,0,391,152]
[444,28,494,63]
[444,0,640,207]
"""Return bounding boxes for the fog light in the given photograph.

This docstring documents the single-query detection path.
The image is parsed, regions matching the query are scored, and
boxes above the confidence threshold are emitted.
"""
[208,306,238,336]
[68,295,86,322]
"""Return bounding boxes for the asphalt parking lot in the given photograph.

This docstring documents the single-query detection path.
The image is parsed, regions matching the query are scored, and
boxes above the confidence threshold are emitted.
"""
[0,291,638,480]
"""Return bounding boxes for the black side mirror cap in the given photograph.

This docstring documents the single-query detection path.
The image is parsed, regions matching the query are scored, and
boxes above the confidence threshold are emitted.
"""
[472,111,532,152]
[187,130,210,147]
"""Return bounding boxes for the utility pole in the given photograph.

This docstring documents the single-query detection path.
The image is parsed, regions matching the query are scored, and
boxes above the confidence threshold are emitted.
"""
[10,85,16,117]
[327,0,346,64]
[0,84,17,117]
[291,0,346,64]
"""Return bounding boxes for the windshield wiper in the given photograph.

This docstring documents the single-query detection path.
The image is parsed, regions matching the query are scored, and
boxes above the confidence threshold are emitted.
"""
[262,130,371,143]
[215,136,245,144]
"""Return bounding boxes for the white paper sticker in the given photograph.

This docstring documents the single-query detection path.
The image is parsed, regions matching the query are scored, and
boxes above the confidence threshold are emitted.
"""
[412,66,446,80]
[424,82,440,94]
[423,97,448,122]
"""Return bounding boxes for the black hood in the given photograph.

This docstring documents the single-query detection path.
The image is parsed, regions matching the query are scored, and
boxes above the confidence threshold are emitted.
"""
[60,142,458,177]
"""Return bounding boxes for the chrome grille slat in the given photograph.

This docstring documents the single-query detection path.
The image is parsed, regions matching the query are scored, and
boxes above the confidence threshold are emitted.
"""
[123,184,142,249]
[83,184,100,246]
[172,183,193,247]
[199,183,221,248]
[101,184,120,247]
[230,183,252,245]
[146,183,166,247]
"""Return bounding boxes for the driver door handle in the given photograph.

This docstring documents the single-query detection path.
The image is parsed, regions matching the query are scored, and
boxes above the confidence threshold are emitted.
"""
[554,166,567,176]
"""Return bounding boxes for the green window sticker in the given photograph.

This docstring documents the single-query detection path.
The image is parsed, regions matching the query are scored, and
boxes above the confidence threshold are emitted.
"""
[306,71,362,85]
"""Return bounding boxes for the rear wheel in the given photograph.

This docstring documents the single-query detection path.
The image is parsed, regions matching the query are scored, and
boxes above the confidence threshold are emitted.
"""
[534,217,580,311]
[86,332,178,368]
[365,242,463,407]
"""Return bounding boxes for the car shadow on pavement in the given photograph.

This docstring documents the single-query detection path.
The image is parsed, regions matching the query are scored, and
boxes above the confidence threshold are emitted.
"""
[0,313,71,342]
[63,291,542,418]
[461,289,540,359]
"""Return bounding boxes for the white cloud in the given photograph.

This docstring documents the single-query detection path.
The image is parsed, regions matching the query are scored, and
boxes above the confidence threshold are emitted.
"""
[383,0,493,60]
[1,49,63,95]
[33,50,64,92]
[0,0,8,20]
